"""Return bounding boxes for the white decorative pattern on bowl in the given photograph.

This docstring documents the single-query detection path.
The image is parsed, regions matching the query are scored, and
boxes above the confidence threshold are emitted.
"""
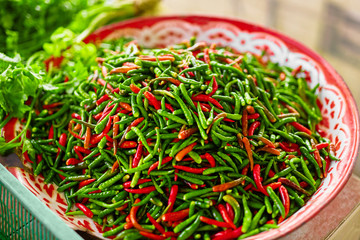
[9,16,360,239]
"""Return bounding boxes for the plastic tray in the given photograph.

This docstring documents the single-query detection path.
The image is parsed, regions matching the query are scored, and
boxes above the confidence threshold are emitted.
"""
[0,164,83,240]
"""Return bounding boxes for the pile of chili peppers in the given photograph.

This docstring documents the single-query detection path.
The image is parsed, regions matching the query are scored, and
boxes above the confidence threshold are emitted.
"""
[23,38,339,240]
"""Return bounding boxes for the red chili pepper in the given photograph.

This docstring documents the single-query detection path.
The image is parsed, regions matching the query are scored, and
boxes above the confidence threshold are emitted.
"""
[224,58,242,70]
[148,156,173,175]
[200,216,232,228]
[121,62,138,67]
[78,179,96,189]
[123,179,151,188]
[264,182,282,190]
[167,185,178,213]
[193,101,210,112]
[246,105,256,114]
[248,121,260,136]
[204,153,216,168]
[156,77,181,86]
[211,227,243,240]
[161,209,189,222]
[208,76,218,96]
[174,169,179,182]
[268,169,275,178]
[68,123,84,140]
[289,122,312,135]
[71,113,81,120]
[73,123,81,132]
[247,113,260,120]
[175,142,197,161]
[139,54,175,62]
[66,158,82,166]
[123,222,133,230]
[113,115,119,155]
[119,102,132,112]
[242,137,253,171]
[132,142,143,168]
[165,103,174,112]
[266,219,275,224]
[144,91,161,110]
[139,231,166,240]
[98,109,113,123]
[93,113,102,121]
[279,72,286,81]
[312,143,323,168]
[103,117,113,134]
[253,164,268,196]
[242,109,248,136]
[97,78,114,91]
[278,178,310,196]
[212,177,246,192]
[130,117,145,128]
[178,128,198,140]
[279,142,299,152]
[130,199,151,232]
[226,203,235,221]
[110,158,119,172]
[23,151,33,164]
[58,171,66,181]
[163,231,177,238]
[115,202,128,211]
[146,212,165,234]
[181,65,195,77]
[191,94,223,109]
[255,136,274,148]
[241,164,249,182]
[101,65,108,78]
[47,125,54,143]
[95,57,105,63]
[36,154,42,164]
[184,180,198,189]
[96,94,110,105]
[217,204,236,229]
[111,88,120,94]
[204,48,211,66]
[124,186,156,194]
[109,65,140,74]
[75,203,93,218]
[173,165,207,174]
[256,147,281,156]
[119,141,137,149]
[316,142,329,150]
[42,102,63,110]
[324,156,331,178]
[278,185,290,223]
[105,100,115,112]
[84,127,91,150]
[56,133,67,154]
[90,133,104,145]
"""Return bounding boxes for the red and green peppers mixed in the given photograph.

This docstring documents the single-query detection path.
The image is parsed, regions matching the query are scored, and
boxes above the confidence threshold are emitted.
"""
[10,38,339,239]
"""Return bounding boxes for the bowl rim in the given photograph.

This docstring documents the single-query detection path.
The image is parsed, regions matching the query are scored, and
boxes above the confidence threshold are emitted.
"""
[61,14,360,239]
[86,14,360,238]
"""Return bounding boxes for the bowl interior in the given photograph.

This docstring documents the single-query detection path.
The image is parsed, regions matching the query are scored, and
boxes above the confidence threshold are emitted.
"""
[11,16,360,240]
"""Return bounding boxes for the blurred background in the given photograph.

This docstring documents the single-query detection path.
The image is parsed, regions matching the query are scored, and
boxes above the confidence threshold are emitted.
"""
[162,0,360,175]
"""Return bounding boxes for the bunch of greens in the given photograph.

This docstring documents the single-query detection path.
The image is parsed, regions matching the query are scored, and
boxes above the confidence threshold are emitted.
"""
[0,0,95,58]
[1,0,160,58]
[0,0,160,155]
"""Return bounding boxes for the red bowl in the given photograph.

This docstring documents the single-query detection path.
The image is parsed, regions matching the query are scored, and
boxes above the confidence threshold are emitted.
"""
[9,16,360,239]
